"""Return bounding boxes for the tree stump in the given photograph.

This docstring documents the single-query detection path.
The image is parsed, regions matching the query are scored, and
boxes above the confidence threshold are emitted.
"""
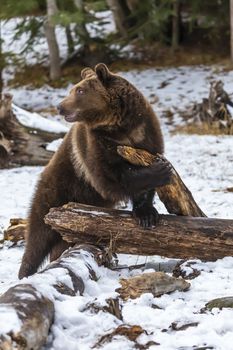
[0,93,65,168]
[181,80,233,134]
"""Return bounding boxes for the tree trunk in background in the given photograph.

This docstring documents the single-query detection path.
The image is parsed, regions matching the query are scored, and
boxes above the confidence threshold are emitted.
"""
[172,0,180,50]
[106,0,129,37]
[0,21,3,94]
[44,0,61,81]
[65,25,75,55]
[73,0,90,43]
[230,0,233,61]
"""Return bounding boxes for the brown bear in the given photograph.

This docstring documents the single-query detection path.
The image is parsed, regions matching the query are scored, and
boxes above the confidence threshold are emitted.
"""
[18,63,172,279]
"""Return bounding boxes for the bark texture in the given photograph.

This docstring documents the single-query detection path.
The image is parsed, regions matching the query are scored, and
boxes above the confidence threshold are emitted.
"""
[231,0,233,62]
[0,93,64,168]
[45,203,233,261]
[3,218,27,243]
[117,145,206,217]
[172,0,180,50]
[44,0,61,80]
[106,0,129,37]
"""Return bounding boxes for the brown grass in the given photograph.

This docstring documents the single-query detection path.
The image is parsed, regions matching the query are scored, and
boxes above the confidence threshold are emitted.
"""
[7,43,233,89]
[172,122,233,136]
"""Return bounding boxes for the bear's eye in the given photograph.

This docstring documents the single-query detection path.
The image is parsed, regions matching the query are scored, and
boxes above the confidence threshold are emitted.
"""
[76,88,84,95]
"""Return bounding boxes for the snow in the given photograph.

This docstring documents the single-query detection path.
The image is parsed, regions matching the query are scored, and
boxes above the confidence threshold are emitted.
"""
[0,65,233,349]
[0,306,22,334]
[13,104,68,133]
[46,138,63,152]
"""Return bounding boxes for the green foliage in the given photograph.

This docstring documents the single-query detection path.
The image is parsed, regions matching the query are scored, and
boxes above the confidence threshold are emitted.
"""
[116,0,174,43]
[0,0,41,19]
[138,0,174,42]
[187,0,229,30]
[52,10,94,27]
[85,0,108,12]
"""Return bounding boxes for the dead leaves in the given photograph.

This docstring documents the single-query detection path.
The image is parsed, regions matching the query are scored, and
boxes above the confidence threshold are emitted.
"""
[93,325,159,348]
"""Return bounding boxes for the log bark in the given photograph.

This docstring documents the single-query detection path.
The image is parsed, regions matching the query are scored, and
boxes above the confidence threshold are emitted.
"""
[231,0,233,62]
[106,0,129,37]
[117,272,190,300]
[0,244,107,350]
[117,145,206,217]
[4,218,27,243]
[0,284,54,350]
[45,203,233,261]
[0,93,64,168]
[172,0,180,50]
[0,131,11,161]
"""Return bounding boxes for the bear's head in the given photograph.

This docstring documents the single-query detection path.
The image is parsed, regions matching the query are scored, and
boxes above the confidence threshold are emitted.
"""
[58,63,146,129]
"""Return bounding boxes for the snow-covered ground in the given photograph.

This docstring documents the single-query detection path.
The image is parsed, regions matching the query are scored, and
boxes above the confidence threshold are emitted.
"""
[0,66,233,350]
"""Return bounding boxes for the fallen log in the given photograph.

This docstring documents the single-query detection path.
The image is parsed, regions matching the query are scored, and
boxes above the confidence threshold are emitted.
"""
[3,143,205,244]
[0,284,54,350]
[0,93,65,168]
[45,203,233,261]
[0,244,108,350]
[117,145,206,217]
[0,243,192,349]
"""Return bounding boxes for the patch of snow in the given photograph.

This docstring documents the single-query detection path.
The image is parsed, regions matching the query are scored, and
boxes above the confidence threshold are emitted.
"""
[0,306,22,334]
[0,166,42,231]
[46,138,63,152]
[13,104,68,133]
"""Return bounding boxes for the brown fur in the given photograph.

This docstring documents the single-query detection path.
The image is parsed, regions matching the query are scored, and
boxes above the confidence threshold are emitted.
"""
[18,63,169,279]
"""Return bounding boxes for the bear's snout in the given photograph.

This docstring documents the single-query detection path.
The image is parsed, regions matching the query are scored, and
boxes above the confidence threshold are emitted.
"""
[57,103,65,116]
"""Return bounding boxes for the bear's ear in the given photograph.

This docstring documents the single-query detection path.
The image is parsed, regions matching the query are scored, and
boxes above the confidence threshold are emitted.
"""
[81,67,95,80]
[95,63,111,85]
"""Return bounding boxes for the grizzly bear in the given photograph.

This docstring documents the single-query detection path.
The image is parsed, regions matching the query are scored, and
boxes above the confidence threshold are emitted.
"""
[18,63,172,279]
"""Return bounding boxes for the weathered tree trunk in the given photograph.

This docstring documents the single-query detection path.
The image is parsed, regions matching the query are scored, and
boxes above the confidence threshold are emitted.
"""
[0,20,3,95]
[106,0,130,37]
[0,244,107,350]
[0,93,64,168]
[45,203,233,260]
[44,0,61,81]
[230,0,233,61]
[65,25,75,55]
[45,203,233,261]
[117,145,206,217]
[0,131,11,162]
[172,0,180,50]
[0,285,54,350]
